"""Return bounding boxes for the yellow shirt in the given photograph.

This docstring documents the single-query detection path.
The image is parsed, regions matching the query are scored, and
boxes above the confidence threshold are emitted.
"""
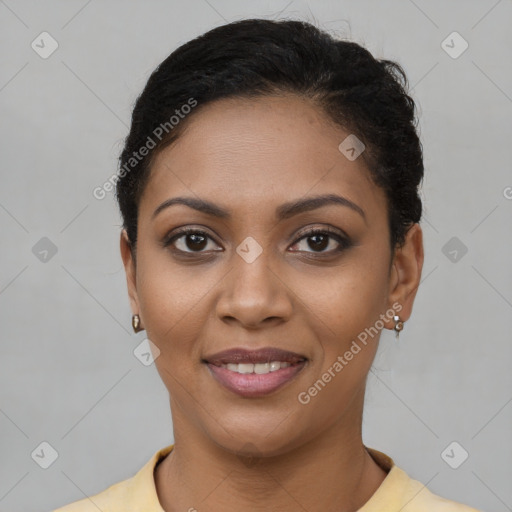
[53,444,481,511]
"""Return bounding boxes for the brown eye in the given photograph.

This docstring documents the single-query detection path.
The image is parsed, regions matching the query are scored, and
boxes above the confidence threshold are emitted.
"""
[290,228,351,254]
[164,228,221,253]
[181,232,208,251]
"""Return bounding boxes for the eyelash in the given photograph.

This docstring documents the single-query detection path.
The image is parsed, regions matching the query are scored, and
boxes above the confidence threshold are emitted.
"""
[162,226,351,257]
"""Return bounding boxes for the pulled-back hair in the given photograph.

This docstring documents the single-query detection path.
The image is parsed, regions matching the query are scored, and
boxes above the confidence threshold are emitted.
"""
[116,18,423,258]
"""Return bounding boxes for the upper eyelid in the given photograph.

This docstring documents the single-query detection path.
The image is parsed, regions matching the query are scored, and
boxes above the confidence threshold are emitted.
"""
[166,225,348,250]
[294,226,348,240]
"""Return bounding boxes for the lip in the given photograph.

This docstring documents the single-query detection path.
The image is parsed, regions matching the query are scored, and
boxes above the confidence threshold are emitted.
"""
[204,347,307,366]
[203,347,308,398]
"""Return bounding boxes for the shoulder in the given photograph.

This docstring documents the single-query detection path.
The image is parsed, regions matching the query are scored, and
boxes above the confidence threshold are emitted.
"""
[51,444,174,512]
[52,477,133,512]
[364,446,482,512]
[399,467,482,512]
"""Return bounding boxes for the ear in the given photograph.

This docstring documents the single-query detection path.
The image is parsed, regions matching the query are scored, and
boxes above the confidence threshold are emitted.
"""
[120,229,141,320]
[384,223,424,328]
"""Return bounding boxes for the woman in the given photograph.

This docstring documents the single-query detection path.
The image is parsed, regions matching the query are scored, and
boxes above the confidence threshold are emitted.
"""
[54,18,480,512]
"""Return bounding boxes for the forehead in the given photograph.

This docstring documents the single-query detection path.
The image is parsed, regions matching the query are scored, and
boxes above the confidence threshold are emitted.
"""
[139,94,384,220]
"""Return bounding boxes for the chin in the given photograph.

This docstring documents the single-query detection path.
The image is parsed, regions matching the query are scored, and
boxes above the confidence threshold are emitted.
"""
[202,407,314,459]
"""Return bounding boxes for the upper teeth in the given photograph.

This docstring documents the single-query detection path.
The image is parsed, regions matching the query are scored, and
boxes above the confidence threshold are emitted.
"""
[220,362,292,374]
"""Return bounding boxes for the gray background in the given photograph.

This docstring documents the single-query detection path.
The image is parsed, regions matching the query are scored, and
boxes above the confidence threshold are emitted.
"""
[0,1,511,511]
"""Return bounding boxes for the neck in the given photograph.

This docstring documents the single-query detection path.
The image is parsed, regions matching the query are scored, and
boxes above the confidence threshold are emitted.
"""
[155,406,388,512]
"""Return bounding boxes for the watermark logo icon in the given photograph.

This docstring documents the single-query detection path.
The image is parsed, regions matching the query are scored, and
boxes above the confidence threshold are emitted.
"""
[31,32,59,59]
[441,441,469,469]
[32,237,58,263]
[31,441,59,469]
[338,134,365,161]
[442,236,468,263]
[236,237,263,263]
[441,31,468,59]
[134,338,160,366]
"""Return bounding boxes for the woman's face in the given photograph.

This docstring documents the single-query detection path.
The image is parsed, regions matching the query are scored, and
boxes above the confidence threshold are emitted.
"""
[121,94,423,456]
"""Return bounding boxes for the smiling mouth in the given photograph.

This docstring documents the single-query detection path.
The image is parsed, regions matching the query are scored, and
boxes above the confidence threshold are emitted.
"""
[203,347,307,398]
[215,361,295,374]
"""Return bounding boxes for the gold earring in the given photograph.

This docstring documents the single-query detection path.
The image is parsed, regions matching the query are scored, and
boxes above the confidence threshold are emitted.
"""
[393,315,404,340]
[132,314,143,333]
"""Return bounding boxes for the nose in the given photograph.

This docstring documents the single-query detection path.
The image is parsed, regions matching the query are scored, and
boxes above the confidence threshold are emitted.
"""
[215,250,293,329]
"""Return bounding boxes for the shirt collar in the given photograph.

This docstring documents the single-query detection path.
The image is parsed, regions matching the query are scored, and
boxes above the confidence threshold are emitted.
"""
[133,444,409,511]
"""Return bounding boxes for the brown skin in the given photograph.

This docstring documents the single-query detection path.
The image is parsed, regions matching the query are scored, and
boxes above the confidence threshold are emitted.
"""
[120,94,424,512]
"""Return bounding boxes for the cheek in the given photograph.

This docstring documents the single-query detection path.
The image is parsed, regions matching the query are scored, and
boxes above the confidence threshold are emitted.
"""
[134,244,210,355]
[297,254,389,337]
[295,247,390,378]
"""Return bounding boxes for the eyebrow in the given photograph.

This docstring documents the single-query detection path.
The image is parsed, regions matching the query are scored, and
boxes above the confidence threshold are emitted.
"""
[152,193,366,223]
